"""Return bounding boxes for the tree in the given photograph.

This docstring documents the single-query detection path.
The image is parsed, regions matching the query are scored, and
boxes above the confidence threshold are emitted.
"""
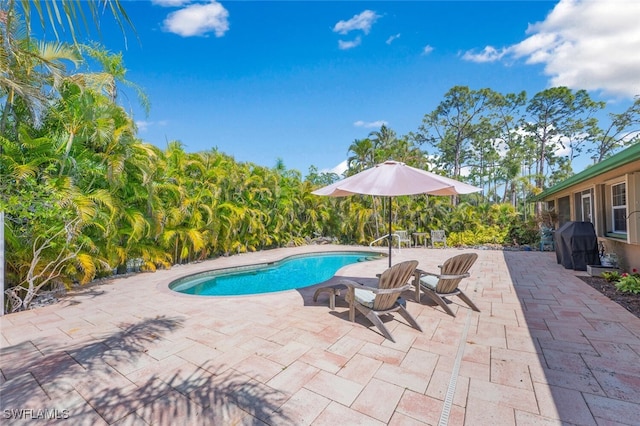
[74,43,150,114]
[1,0,134,314]
[0,8,82,135]
[418,86,496,180]
[588,96,640,162]
[16,0,134,44]
[368,124,397,162]
[306,165,339,187]
[417,86,496,205]
[347,138,374,174]
[524,87,604,189]
[4,220,83,312]
[486,91,528,205]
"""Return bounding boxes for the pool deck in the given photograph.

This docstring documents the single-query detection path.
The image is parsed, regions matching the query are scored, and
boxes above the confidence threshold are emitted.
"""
[1,245,640,425]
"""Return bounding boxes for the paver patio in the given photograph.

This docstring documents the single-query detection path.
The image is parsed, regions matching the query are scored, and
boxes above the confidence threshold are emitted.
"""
[1,245,640,425]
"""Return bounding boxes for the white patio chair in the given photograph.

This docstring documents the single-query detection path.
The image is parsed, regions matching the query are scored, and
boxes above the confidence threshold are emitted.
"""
[430,230,447,248]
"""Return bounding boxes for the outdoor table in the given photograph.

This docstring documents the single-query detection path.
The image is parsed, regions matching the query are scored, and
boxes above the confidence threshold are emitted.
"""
[412,232,429,248]
[313,284,347,310]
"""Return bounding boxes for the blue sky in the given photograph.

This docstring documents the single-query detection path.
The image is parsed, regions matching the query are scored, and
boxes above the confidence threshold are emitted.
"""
[61,1,640,175]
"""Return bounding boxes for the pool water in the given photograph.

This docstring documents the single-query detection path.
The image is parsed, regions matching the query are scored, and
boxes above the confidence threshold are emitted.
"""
[169,251,382,296]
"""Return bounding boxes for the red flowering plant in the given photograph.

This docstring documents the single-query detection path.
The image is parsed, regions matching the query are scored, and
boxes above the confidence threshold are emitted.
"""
[615,270,640,294]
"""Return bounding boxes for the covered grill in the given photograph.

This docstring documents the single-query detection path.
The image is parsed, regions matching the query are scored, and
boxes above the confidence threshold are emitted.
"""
[555,221,600,271]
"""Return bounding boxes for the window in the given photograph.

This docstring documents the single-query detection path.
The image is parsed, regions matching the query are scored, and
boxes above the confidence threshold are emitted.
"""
[574,190,593,222]
[612,183,627,233]
[581,192,592,222]
[558,196,571,226]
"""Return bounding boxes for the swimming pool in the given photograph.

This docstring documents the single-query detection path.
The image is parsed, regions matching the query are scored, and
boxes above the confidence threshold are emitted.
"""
[169,251,383,296]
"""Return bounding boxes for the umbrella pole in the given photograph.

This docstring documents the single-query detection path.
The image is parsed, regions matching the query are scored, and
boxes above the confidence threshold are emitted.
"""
[388,196,392,268]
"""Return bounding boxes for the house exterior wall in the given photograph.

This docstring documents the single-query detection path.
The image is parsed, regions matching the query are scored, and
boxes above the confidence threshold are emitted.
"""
[540,162,640,273]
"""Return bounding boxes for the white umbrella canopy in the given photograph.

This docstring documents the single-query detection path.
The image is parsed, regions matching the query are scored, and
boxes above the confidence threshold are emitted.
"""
[312,160,480,197]
[312,160,482,266]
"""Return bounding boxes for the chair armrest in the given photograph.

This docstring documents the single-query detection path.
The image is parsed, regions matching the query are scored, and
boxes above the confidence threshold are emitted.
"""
[414,270,470,281]
[338,278,373,290]
[438,273,471,280]
[414,269,439,279]
[338,279,412,295]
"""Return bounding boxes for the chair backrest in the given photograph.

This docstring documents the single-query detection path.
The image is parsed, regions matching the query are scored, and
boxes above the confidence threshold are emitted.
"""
[396,230,410,241]
[374,260,418,310]
[431,230,446,242]
[396,231,409,240]
[540,226,554,242]
[436,253,478,293]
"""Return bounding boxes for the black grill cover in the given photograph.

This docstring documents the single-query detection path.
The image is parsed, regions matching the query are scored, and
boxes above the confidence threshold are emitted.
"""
[555,221,600,271]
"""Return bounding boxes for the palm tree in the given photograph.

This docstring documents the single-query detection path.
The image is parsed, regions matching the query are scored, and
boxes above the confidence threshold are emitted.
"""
[0,7,134,311]
[0,9,82,135]
[72,43,150,114]
[347,138,374,174]
[14,0,134,44]
[368,124,397,162]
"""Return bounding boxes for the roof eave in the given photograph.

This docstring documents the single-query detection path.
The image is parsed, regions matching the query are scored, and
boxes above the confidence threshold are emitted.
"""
[534,142,640,201]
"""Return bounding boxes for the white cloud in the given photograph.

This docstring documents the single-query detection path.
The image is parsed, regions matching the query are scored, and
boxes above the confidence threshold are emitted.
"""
[354,120,388,128]
[459,166,472,177]
[333,10,380,35]
[151,0,191,7]
[463,0,640,99]
[461,46,506,63]
[386,33,401,45]
[136,120,151,132]
[136,120,167,132]
[422,45,434,55]
[338,37,362,50]
[163,1,229,37]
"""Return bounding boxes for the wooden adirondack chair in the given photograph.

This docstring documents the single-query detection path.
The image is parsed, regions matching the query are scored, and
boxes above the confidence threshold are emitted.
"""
[413,253,479,317]
[340,260,422,342]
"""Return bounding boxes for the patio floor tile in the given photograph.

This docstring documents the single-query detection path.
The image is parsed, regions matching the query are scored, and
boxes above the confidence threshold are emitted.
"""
[583,392,640,424]
[490,358,534,391]
[358,341,407,365]
[351,378,405,423]
[303,370,364,406]
[313,401,385,425]
[271,387,330,425]
[233,354,286,383]
[337,353,383,385]
[298,347,349,374]
[533,381,597,426]
[388,411,429,425]
[465,396,515,425]
[467,377,539,413]
[374,362,431,394]
[266,360,320,395]
[326,334,366,359]
[267,341,312,366]
[396,389,445,425]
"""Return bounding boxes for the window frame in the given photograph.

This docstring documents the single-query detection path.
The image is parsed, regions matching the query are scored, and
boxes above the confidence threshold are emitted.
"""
[611,182,627,233]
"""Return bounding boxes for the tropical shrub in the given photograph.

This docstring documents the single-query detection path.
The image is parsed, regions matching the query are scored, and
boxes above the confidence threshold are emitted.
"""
[507,217,540,246]
[601,271,622,282]
[615,273,640,294]
[448,225,509,247]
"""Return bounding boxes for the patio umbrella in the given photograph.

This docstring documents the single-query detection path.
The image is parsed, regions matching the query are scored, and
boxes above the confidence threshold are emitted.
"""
[312,160,481,267]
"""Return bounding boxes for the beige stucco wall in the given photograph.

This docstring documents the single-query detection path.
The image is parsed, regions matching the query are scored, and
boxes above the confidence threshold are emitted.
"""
[541,162,640,274]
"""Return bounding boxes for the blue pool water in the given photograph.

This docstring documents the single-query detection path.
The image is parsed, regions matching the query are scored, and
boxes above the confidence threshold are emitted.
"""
[169,251,382,296]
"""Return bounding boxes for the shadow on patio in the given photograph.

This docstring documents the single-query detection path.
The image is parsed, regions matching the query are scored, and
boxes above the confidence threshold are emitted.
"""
[503,251,640,424]
[0,316,291,424]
